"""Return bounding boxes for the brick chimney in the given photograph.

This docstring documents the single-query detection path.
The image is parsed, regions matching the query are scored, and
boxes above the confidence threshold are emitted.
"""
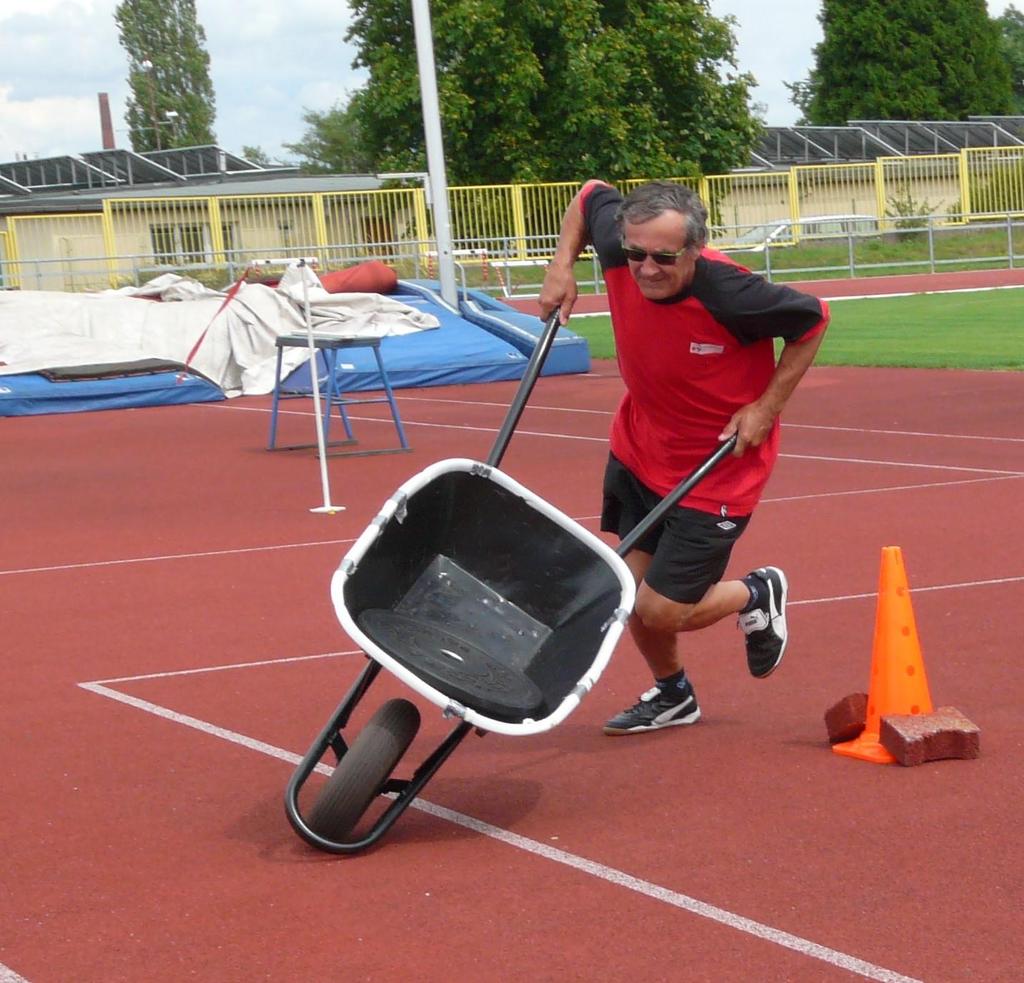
[98,92,116,149]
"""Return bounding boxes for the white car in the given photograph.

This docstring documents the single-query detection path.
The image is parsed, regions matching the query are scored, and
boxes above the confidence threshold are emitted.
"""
[726,214,880,251]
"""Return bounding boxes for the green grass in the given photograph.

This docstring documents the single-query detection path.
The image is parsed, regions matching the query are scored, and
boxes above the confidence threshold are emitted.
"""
[728,225,1022,282]
[566,289,1024,370]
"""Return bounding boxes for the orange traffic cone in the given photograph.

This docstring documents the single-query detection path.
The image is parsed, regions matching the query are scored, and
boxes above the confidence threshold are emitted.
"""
[833,546,934,764]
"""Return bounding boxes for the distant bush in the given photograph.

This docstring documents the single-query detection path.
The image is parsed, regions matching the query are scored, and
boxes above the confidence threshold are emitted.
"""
[885,184,938,239]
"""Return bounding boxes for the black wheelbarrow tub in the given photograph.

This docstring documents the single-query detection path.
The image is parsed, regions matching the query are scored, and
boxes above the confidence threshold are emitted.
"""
[331,458,636,736]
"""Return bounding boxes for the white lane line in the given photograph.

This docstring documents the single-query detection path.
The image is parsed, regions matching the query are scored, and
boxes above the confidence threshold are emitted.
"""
[389,399,1024,446]
[78,682,331,774]
[396,395,615,415]
[779,452,1023,476]
[92,650,360,684]
[787,423,1024,444]
[764,473,1024,503]
[0,964,30,983]
[219,401,1024,459]
[76,681,921,983]
[253,395,1024,446]
[212,402,612,441]
[824,283,1024,301]
[0,538,354,577]
[5,469,1022,580]
[244,408,1024,472]
[790,574,1024,607]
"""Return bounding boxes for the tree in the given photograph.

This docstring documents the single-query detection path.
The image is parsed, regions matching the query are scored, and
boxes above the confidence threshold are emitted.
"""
[790,0,1013,125]
[284,97,376,174]
[326,0,759,183]
[996,4,1024,114]
[115,0,217,152]
[241,146,273,167]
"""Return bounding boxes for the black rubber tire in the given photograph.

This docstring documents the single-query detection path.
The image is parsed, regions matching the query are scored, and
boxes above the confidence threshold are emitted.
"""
[306,698,421,843]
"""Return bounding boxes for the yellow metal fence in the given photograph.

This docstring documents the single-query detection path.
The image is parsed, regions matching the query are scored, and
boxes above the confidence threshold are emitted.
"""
[3,147,1024,291]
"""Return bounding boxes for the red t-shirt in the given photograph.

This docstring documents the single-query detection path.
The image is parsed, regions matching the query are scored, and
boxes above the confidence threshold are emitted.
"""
[581,182,829,516]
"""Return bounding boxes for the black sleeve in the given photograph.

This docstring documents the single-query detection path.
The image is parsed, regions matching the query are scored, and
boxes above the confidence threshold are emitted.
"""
[581,184,628,271]
[691,257,827,343]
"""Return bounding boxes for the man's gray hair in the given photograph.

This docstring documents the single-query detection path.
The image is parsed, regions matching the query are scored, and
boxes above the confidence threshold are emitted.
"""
[615,181,708,249]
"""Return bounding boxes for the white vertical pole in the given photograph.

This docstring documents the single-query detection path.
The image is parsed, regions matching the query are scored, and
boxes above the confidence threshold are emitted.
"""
[297,260,344,514]
[411,0,458,307]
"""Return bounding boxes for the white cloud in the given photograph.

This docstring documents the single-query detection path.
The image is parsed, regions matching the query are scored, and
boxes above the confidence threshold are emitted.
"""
[0,0,365,162]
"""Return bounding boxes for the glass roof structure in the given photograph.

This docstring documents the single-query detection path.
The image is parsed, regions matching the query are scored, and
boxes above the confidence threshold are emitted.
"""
[754,126,902,164]
[0,145,292,196]
[851,120,1024,154]
[967,116,1024,141]
[755,118,1024,166]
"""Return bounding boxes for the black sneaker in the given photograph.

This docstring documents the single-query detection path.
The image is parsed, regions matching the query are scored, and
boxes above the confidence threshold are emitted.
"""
[603,680,701,735]
[738,566,788,678]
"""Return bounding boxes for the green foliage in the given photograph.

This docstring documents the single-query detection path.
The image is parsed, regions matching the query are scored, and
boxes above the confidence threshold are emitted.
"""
[884,183,938,237]
[792,0,1014,124]
[284,98,375,174]
[334,0,760,184]
[996,4,1024,114]
[115,0,216,152]
[241,146,272,167]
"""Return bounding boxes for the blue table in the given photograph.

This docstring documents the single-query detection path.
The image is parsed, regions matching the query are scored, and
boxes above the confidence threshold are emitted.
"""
[267,334,409,456]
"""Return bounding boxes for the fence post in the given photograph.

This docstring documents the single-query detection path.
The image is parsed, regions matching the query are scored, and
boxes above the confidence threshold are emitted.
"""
[312,194,329,255]
[511,184,528,261]
[874,158,887,227]
[101,201,120,288]
[208,197,226,266]
[959,149,972,220]
[928,215,936,273]
[412,189,431,273]
[1008,213,1015,270]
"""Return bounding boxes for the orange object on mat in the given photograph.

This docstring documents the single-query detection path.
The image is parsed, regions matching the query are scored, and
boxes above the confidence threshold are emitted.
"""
[319,261,398,295]
[833,546,935,764]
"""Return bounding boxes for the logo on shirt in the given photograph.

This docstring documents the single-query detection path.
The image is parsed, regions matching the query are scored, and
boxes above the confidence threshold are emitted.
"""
[690,342,725,356]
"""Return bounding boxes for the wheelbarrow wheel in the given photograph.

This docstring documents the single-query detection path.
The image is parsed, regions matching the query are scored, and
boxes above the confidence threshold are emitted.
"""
[306,697,421,842]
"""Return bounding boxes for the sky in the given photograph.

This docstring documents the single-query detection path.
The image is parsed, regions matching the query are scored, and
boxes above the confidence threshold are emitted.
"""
[0,1,1018,165]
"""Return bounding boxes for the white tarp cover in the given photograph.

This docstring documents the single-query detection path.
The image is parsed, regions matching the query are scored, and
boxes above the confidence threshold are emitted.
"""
[0,269,439,396]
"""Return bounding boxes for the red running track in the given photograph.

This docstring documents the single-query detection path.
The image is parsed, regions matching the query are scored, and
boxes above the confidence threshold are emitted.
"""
[2,355,1023,980]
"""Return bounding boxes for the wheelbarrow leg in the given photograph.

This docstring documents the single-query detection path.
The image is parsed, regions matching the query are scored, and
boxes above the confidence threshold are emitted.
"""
[284,657,475,855]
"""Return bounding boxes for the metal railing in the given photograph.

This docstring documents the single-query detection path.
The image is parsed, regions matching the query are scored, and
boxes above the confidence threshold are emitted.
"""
[3,215,1020,297]
[2,142,1022,292]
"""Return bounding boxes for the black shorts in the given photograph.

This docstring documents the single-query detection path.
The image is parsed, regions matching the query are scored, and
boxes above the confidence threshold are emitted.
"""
[600,454,751,604]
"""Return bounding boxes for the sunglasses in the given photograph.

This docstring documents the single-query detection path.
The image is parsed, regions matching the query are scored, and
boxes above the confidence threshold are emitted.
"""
[620,241,692,265]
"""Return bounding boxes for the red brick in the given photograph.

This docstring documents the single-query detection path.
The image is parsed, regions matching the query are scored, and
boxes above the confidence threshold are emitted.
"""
[824,692,868,744]
[879,706,981,766]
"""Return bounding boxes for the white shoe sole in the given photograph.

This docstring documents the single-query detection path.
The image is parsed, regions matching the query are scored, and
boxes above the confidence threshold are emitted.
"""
[603,705,702,735]
[757,566,788,678]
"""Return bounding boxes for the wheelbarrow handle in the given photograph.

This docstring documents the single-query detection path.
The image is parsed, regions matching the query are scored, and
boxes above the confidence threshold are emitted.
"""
[615,434,738,557]
[487,310,563,468]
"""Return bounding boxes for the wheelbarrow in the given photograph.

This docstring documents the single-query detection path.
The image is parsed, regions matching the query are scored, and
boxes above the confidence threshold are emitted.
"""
[284,312,738,853]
